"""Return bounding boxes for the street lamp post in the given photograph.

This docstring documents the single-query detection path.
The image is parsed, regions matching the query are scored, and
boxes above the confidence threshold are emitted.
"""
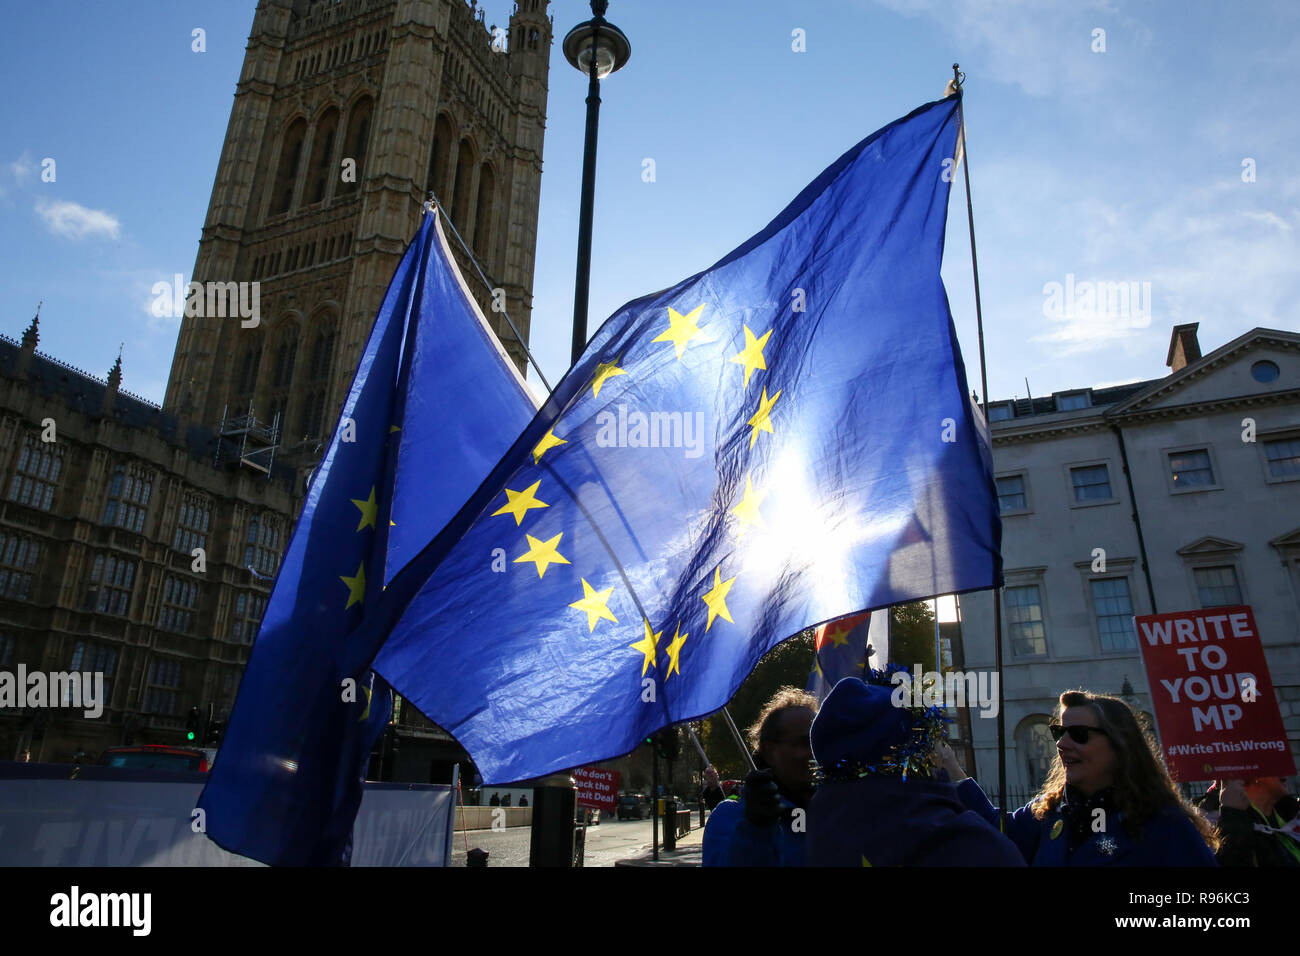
[563,0,631,365]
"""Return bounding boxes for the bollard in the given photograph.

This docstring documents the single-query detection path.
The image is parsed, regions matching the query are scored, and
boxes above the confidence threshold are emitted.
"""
[528,772,577,867]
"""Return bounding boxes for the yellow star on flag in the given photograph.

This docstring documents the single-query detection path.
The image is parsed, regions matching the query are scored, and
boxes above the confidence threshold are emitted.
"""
[590,357,627,398]
[350,486,378,531]
[747,387,782,448]
[514,532,571,578]
[532,426,567,464]
[340,561,366,609]
[630,619,662,676]
[729,324,772,388]
[492,480,549,525]
[701,565,736,631]
[731,476,767,537]
[665,623,689,679]
[358,684,372,721]
[569,578,618,632]
[651,304,711,359]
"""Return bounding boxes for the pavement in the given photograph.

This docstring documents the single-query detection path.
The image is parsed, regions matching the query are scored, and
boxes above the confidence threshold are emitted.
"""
[613,822,705,867]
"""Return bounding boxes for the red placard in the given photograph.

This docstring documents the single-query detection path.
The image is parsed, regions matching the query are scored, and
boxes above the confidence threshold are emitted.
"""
[1135,605,1295,781]
[572,767,620,811]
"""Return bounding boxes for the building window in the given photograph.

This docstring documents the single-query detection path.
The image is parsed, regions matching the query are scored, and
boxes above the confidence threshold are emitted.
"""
[988,402,1014,422]
[1070,464,1113,503]
[1091,578,1136,651]
[231,591,269,644]
[158,575,200,634]
[1005,585,1047,657]
[1169,449,1215,489]
[144,657,182,716]
[339,97,373,195]
[245,515,283,578]
[996,474,1027,513]
[69,640,117,701]
[173,495,212,555]
[87,553,136,616]
[271,118,307,216]
[1251,360,1280,383]
[103,465,152,534]
[0,531,41,600]
[1194,565,1242,608]
[307,109,340,204]
[1015,718,1056,791]
[0,632,14,666]
[1263,436,1300,480]
[8,433,63,511]
[1056,391,1091,411]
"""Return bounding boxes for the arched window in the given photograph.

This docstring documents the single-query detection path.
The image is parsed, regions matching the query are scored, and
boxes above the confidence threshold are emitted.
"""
[298,316,336,439]
[339,96,374,195]
[270,118,307,216]
[272,326,299,389]
[451,138,476,231]
[1014,716,1057,793]
[474,162,495,258]
[427,114,455,202]
[235,337,262,404]
[306,107,340,204]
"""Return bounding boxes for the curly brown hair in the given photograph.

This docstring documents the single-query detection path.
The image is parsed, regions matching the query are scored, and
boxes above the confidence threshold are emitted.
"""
[746,686,818,764]
[1031,690,1218,850]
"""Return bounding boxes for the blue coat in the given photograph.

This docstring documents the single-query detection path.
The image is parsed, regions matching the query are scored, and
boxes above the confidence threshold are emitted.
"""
[955,779,1218,867]
[702,797,806,867]
[808,775,1026,867]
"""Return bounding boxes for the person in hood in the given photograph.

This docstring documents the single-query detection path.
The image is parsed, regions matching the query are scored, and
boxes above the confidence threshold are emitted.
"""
[703,687,817,866]
[943,689,1218,866]
[806,672,1024,866]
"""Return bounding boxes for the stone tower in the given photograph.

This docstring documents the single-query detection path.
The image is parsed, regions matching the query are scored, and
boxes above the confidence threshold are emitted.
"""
[163,0,551,469]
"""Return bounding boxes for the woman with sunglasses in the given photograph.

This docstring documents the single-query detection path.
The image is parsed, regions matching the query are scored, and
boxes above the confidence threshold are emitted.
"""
[936,689,1218,865]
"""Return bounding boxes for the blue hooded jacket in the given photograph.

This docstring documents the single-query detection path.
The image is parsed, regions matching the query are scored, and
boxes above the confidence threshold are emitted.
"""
[955,779,1218,866]
[702,796,807,867]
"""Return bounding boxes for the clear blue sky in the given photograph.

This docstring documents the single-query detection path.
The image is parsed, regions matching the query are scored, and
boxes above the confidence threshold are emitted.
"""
[1,0,1296,407]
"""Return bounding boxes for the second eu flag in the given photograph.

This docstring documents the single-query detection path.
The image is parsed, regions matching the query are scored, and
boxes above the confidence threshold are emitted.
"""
[363,93,1001,783]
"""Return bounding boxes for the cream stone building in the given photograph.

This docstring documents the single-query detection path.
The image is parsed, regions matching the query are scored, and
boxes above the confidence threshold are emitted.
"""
[1,0,552,773]
[959,324,1300,801]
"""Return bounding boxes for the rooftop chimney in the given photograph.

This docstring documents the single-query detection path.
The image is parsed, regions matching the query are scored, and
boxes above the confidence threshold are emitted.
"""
[1166,322,1201,373]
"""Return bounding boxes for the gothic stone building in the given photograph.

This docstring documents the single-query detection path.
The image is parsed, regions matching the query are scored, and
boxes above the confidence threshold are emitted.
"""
[0,0,552,776]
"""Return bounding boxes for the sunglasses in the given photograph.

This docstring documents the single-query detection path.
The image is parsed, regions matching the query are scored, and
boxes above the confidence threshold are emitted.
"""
[1049,723,1109,745]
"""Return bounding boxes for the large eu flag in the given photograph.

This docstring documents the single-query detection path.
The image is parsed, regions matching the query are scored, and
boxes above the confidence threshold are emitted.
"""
[198,210,535,865]
[357,93,1000,784]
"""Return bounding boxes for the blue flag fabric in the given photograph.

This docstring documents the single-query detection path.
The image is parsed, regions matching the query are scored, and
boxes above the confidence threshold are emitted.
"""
[807,609,889,703]
[356,93,1000,785]
[198,210,535,865]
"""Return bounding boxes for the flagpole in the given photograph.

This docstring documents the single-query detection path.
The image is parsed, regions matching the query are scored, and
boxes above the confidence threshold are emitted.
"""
[425,194,554,394]
[951,63,1007,817]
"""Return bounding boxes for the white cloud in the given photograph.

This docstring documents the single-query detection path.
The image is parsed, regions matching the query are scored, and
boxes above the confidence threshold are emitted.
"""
[36,198,121,240]
[867,0,1149,98]
[9,152,35,182]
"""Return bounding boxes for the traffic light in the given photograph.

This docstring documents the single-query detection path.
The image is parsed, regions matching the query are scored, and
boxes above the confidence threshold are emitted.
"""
[651,727,679,761]
[185,706,201,743]
[205,719,225,747]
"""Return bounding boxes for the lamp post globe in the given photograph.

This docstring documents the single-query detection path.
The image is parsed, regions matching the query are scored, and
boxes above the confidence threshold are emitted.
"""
[562,7,631,80]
